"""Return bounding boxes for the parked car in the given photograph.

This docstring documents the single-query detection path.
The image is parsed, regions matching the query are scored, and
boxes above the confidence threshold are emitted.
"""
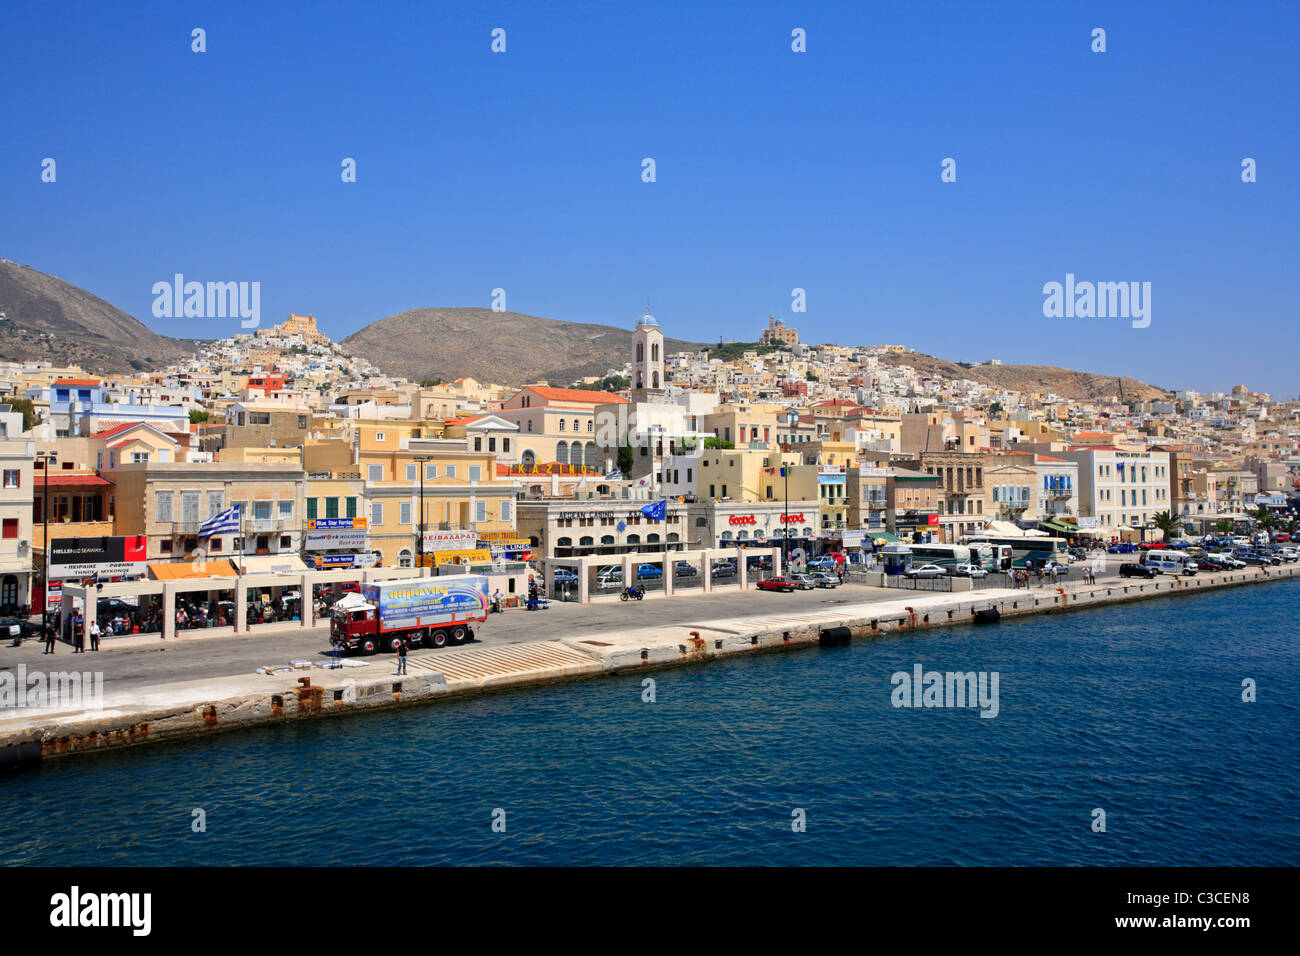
[952,564,989,578]
[1108,542,1137,553]
[636,563,663,578]
[1068,548,1088,562]
[904,563,947,579]
[711,561,737,578]
[810,572,841,588]
[746,555,773,571]
[790,573,819,590]
[1040,561,1071,575]
[0,616,40,643]
[552,568,579,584]
[1120,562,1159,579]
[1195,558,1220,571]
[757,575,797,593]
[673,561,699,577]
[806,556,838,571]
[596,566,623,585]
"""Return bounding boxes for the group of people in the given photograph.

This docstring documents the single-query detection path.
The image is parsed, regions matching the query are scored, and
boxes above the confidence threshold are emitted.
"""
[42,611,102,653]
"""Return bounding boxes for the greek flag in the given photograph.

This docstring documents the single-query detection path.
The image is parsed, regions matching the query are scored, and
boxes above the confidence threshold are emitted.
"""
[605,467,623,480]
[199,504,240,538]
[641,499,667,521]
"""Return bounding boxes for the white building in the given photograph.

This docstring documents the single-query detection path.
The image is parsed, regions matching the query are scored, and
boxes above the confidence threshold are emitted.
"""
[1058,447,1171,539]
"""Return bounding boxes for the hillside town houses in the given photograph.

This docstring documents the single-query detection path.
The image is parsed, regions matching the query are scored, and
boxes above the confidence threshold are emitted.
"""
[1,307,1297,616]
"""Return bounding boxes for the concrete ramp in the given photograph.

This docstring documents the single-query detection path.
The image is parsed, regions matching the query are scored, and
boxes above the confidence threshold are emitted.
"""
[405,641,603,689]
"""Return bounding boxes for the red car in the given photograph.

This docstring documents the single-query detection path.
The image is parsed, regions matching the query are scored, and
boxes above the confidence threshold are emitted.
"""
[757,575,798,593]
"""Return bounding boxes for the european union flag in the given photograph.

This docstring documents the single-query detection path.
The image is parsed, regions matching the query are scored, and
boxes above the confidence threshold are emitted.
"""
[641,499,667,521]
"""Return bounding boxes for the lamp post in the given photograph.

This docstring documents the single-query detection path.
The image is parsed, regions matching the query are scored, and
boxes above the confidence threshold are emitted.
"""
[36,450,57,642]
[412,455,433,569]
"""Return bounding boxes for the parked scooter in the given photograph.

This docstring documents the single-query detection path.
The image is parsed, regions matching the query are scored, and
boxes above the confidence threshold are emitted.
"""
[620,585,645,602]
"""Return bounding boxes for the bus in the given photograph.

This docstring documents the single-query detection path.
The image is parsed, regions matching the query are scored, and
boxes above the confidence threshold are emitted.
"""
[963,534,1069,569]
[907,543,971,571]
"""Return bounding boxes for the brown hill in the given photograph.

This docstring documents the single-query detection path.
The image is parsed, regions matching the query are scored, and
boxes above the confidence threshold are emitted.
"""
[878,350,1171,403]
[0,259,200,372]
[342,307,705,386]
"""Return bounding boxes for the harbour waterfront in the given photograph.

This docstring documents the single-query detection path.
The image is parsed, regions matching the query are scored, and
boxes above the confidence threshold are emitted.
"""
[2,579,1296,866]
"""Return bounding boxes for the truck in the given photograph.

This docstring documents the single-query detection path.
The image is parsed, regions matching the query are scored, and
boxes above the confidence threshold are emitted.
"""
[329,575,489,655]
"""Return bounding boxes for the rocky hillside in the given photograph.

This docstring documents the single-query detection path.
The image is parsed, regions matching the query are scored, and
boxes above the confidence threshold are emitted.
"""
[0,259,201,371]
[879,350,1171,402]
[342,307,705,385]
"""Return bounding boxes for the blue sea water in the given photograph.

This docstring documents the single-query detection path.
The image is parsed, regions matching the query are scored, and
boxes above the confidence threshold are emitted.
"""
[2,580,1297,866]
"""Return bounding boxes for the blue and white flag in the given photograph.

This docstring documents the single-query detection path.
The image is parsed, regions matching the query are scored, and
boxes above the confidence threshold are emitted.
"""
[605,467,623,480]
[641,499,667,522]
[199,504,240,538]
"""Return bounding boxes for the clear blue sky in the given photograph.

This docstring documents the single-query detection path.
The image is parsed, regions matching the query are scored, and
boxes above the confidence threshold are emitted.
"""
[2,1,1296,397]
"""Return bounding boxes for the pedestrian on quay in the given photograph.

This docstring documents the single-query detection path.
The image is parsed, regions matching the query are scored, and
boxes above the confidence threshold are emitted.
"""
[89,619,101,651]
[397,637,408,675]
[43,620,56,654]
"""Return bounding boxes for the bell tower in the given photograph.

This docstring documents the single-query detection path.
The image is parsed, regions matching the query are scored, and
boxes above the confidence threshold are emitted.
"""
[631,303,664,398]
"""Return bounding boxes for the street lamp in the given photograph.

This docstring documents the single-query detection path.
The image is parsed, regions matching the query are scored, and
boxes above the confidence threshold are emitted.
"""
[35,450,57,643]
[412,454,433,569]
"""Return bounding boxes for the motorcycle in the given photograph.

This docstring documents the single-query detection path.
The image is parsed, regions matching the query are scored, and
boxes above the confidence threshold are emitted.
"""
[620,585,645,602]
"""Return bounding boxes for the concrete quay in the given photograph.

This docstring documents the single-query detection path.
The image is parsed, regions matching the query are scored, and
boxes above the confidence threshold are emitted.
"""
[2,563,1296,765]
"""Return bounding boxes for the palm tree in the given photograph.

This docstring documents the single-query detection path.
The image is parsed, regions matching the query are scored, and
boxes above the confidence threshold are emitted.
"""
[1152,510,1182,542]
[1213,519,1235,535]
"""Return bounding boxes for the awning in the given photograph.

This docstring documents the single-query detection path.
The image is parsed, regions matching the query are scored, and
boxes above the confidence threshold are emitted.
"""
[149,560,237,580]
[332,592,374,613]
[869,531,903,543]
[1039,520,1076,534]
[235,555,310,575]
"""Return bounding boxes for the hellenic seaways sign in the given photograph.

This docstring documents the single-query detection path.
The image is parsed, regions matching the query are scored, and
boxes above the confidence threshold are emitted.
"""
[49,536,147,579]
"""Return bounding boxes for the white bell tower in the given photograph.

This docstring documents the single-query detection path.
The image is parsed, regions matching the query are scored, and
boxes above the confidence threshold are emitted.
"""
[631,303,664,396]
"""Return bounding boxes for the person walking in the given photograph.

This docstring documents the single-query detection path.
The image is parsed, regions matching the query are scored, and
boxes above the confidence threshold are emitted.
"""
[90,619,101,651]
[396,637,408,675]
[43,619,56,654]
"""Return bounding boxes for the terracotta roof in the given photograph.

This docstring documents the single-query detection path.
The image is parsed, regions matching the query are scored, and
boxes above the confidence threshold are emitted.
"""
[89,421,146,440]
[38,474,114,487]
[443,415,485,426]
[52,378,103,387]
[524,386,628,405]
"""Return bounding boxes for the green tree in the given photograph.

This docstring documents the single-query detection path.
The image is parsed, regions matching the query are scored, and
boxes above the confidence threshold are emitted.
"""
[1213,519,1235,535]
[7,396,38,431]
[617,443,634,475]
[1152,510,1182,541]
[703,436,734,449]
[188,408,210,424]
[1250,507,1278,530]
[420,377,444,388]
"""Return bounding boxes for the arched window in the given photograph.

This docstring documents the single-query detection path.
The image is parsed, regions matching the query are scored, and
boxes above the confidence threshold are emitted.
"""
[652,371,659,388]
[647,533,660,544]
[579,536,594,547]
[652,343,659,361]
[521,449,537,467]
[572,419,580,432]
[556,440,568,463]
[557,537,573,547]
[721,531,734,541]
[584,442,597,467]
[626,534,641,545]
[636,343,644,362]
[398,549,413,568]
[601,535,615,545]
[667,533,679,543]
[586,419,593,432]
[569,443,583,465]
[737,530,749,539]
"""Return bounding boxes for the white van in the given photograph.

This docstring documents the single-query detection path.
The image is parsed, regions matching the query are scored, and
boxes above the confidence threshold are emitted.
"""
[1144,551,1197,575]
